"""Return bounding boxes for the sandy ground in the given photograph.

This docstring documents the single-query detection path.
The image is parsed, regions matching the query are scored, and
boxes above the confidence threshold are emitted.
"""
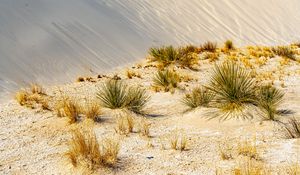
[1,47,300,175]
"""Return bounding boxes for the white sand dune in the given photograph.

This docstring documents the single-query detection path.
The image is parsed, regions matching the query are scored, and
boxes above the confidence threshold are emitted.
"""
[0,0,300,98]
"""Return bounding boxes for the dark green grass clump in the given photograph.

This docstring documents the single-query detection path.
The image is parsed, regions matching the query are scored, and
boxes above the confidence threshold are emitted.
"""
[97,80,150,114]
[207,62,257,118]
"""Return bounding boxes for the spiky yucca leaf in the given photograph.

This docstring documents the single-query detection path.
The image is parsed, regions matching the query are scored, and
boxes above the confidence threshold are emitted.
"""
[153,69,180,92]
[207,62,257,118]
[257,85,284,121]
[182,87,215,109]
[97,80,128,109]
[149,46,180,65]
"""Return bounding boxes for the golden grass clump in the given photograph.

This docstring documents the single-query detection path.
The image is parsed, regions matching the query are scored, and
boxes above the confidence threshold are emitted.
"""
[272,46,295,60]
[15,84,50,110]
[237,138,259,160]
[203,52,219,62]
[182,86,214,109]
[199,41,217,52]
[55,97,81,124]
[66,129,120,172]
[153,69,181,92]
[115,113,135,135]
[126,70,141,79]
[160,130,188,151]
[234,158,269,175]
[138,117,151,137]
[84,101,102,122]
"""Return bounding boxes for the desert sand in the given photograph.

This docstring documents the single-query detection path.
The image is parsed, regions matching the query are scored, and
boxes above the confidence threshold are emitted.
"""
[1,44,300,174]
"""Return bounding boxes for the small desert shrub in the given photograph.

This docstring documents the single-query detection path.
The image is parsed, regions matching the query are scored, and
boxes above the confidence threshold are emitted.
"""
[97,80,149,114]
[55,97,81,124]
[153,69,180,92]
[30,83,45,95]
[162,130,188,151]
[207,62,257,119]
[182,87,215,109]
[66,129,120,171]
[149,45,180,66]
[126,70,141,79]
[15,90,29,106]
[115,114,135,135]
[219,143,234,160]
[126,87,150,114]
[256,85,284,121]
[177,45,200,68]
[234,158,269,175]
[203,52,219,62]
[84,101,102,122]
[97,80,128,109]
[237,139,259,160]
[272,46,295,60]
[224,40,235,50]
[138,117,151,137]
[200,41,217,52]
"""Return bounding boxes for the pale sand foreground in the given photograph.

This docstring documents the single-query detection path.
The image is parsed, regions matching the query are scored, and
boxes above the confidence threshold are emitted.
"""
[1,48,300,174]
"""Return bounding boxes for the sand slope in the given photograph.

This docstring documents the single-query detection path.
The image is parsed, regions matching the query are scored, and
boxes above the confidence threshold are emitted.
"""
[1,0,300,97]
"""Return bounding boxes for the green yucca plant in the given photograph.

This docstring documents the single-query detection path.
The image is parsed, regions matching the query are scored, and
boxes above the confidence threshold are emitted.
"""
[97,80,150,114]
[272,46,295,60]
[149,45,180,66]
[182,87,215,109]
[97,80,128,109]
[153,69,180,92]
[126,87,150,114]
[199,41,217,52]
[207,62,257,119]
[256,85,284,121]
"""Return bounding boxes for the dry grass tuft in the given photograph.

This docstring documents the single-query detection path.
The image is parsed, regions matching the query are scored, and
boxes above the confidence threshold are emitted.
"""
[115,113,135,135]
[200,41,217,52]
[234,158,269,175]
[55,97,81,124]
[66,129,120,172]
[161,130,188,151]
[84,101,102,122]
[153,69,181,92]
[237,138,259,160]
[15,90,29,106]
[30,83,45,95]
[138,117,151,137]
[126,70,141,79]
[182,86,214,109]
[272,46,295,60]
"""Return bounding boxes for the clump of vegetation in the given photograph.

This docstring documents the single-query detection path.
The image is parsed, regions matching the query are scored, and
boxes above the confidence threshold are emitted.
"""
[160,130,187,151]
[149,46,180,66]
[223,40,235,51]
[234,158,269,175]
[256,85,284,121]
[237,138,259,160]
[153,69,181,92]
[177,45,200,69]
[199,41,217,52]
[182,87,214,109]
[126,70,141,79]
[138,117,151,137]
[59,98,81,124]
[149,45,200,69]
[84,101,102,122]
[272,46,295,60]
[207,62,257,119]
[66,129,120,172]
[203,52,219,62]
[115,113,135,135]
[15,84,50,110]
[97,80,150,114]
